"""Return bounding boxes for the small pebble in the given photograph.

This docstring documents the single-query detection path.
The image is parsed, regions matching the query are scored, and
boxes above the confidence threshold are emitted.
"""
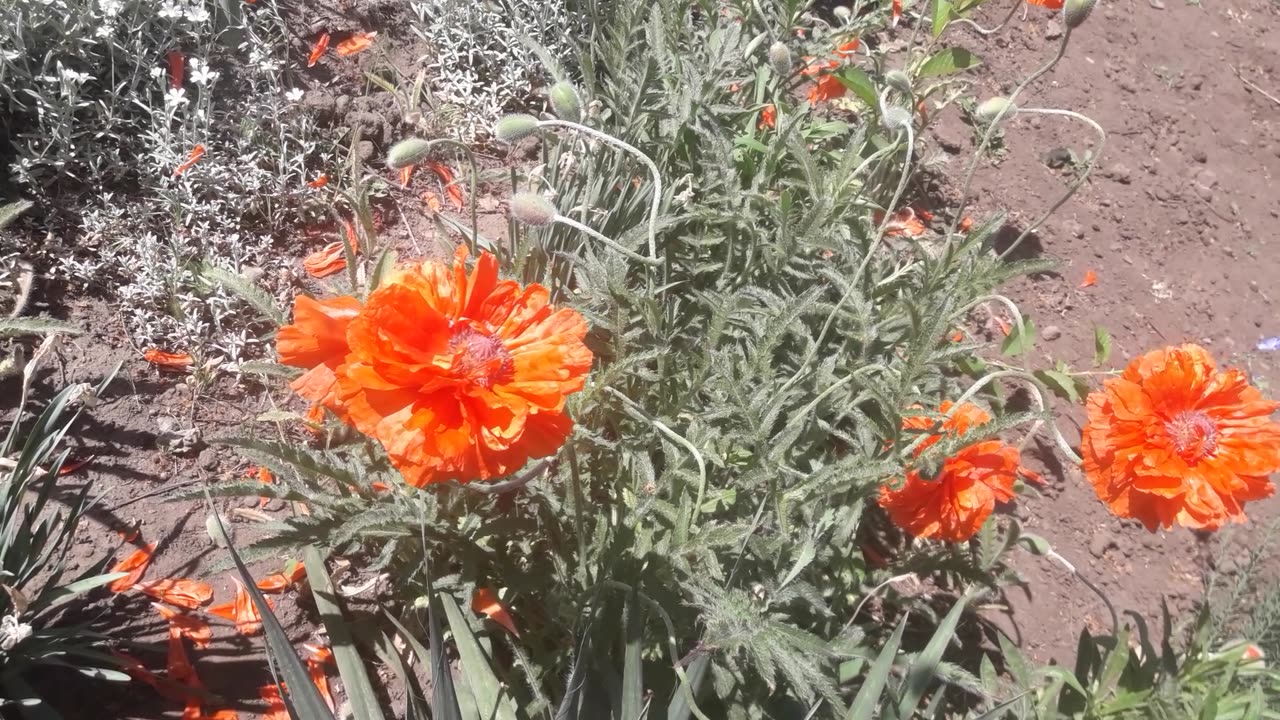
[1042,325,1063,341]
[1191,149,1207,163]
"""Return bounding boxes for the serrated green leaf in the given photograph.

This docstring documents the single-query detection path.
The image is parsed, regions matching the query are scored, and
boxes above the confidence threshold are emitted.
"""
[1035,368,1082,403]
[834,66,878,110]
[200,263,286,325]
[1094,326,1113,365]
[918,47,982,78]
[1001,316,1036,356]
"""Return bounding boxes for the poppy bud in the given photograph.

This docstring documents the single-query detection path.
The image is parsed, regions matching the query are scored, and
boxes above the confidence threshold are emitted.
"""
[549,81,582,122]
[510,193,558,226]
[494,114,540,143]
[742,32,767,60]
[884,70,912,94]
[1063,0,1097,28]
[881,105,912,133]
[768,41,792,76]
[974,97,1018,126]
[385,138,432,169]
[833,6,852,20]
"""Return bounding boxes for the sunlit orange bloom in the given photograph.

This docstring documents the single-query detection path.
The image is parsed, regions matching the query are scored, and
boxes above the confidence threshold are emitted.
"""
[879,402,1021,542]
[1080,269,1098,288]
[173,145,205,177]
[958,216,974,233]
[876,208,927,237]
[167,50,185,89]
[144,348,193,371]
[307,174,329,189]
[472,587,520,638]
[1082,345,1280,531]
[892,0,903,26]
[807,74,846,104]
[1026,0,1065,8]
[155,603,213,648]
[307,33,330,67]
[109,543,155,592]
[835,39,860,57]
[758,104,776,130]
[278,247,593,487]
[303,241,348,278]
[336,32,377,56]
[427,162,464,209]
[207,578,266,635]
[303,644,335,711]
[260,684,289,720]
[137,578,214,609]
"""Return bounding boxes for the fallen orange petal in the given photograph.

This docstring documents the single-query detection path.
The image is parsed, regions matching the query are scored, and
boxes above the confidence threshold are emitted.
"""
[370,481,390,492]
[1018,467,1046,485]
[173,145,205,177]
[958,216,974,233]
[256,574,289,593]
[112,649,162,689]
[399,164,414,188]
[876,208,927,238]
[758,103,776,130]
[303,643,333,665]
[1080,269,1098,288]
[144,348,194,371]
[994,315,1012,337]
[286,561,307,584]
[156,603,213,648]
[427,162,464,209]
[58,454,94,475]
[336,32,376,56]
[307,173,329,189]
[420,192,443,214]
[302,241,348,278]
[307,33,330,67]
[167,50,185,90]
[949,330,964,343]
[166,625,197,684]
[109,542,156,592]
[471,587,520,638]
[892,0,902,26]
[211,578,266,635]
[304,647,335,712]
[260,684,290,720]
[117,526,140,543]
[137,578,214,609]
[251,466,273,508]
[835,39,860,57]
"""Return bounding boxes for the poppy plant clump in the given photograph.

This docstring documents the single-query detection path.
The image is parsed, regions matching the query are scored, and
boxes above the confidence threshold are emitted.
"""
[278,247,593,487]
[1082,344,1280,530]
[879,402,1021,542]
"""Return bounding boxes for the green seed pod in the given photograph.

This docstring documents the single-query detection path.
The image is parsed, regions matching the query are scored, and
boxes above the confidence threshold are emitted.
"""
[768,41,792,77]
[881,106,912,133]
[510,193,558,226]
[385,138,433,169]
[1063,0,1097,28]
[974,97,1019,126]
[884,69,912,95]
[742,32,767,61]
[494,114,541,143]
[549,81,582,121]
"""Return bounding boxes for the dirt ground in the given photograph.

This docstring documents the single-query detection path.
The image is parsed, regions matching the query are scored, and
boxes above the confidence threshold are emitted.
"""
[933,0,1280,663]
[11,0,1280,717]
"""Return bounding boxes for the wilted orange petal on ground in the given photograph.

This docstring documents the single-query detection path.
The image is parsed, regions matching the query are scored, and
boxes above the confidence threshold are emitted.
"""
[260,684,289,720]
[958,216,974,233]
[336,32,376,56]
[994,315,1012,336]
[144,349,194,371]
[303,241,348,278]
[138,578,214,609]
[156,603,213,647]
[800,57,838,76]
[117,525,140,542]
[109,542,155,592]
[112,649,162,688]
[211,578,266,635]
[399,164,414,188]
[1080,269,1098,288]
[256,574,289,593]
[167,50,185,89]
[427,162,464,209]
[173,145,205,177]
[286,561,307,584]
[307,32,330,67]
[949,330,964,343]
[471,587,520,638]
[307,173,329,189]
[835,39,860,57]
[758,104,776,130]
[877,208,927,237]
[58,454,94,475]
[166,626,197,684]
[303,646,335,712]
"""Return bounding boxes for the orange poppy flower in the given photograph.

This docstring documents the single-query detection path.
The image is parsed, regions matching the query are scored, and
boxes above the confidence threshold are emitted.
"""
[278,247,593,487]
[878,402,1021,542]
[336,32,376,56]
[427,162,464,209]
[155,603,213,648]
[472,587,520,638]
[758,104,776,130]
[807,74,846,104]
[260,684,289,720]
[137,578,214,609]
[207,578,266,635]
[167,50,185,89]
[307,33,330,67]
[173,145,205,177]
[307,174,329,189]
[109,542,155,592]
[1026,0,1065,8]
[1082,344,1280,531]
[1080,269,1098,288]
[303,241,348,278]
[145,348,194,371]
[835,39,860,57]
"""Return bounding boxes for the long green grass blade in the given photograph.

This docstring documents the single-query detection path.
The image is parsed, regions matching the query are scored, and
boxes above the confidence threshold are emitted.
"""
[303,546,387,720]
[439,591,518,720]
[896,591,975,716]
[620,595,645,720]
[847,614,909,719]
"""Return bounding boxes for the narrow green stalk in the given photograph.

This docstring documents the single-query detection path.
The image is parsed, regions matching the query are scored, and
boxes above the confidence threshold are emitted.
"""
[950,0,1021,36]
[424,138,479,255]
[553,214,664,266]
[606,387,707,529]
[944,369,1084,464]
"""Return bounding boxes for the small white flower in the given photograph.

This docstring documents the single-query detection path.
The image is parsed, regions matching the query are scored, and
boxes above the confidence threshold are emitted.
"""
[58,64,91,84]
[185,5,210,23]
[164,88,189,107]
[149,66,165,79]
[100,0,123,16]
[158,1,183,19]
[95,23,114,38]
[0,614,32,651]
[190,59,219,85]
[285,88,304,102]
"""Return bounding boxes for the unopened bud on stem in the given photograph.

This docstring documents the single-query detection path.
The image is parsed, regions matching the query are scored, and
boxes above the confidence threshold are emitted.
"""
[975,97,1019,126]
[549,81,582,121]
[1063,0,1097,28]
[510,193,558,226]
[885,70,912,94]
[494,114,541,143]
[385,138,433,169]
[768,41,792,76]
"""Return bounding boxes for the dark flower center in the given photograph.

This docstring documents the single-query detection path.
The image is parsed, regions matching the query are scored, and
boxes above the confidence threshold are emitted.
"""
[1165,410,1219,464]
[448,325,513,388]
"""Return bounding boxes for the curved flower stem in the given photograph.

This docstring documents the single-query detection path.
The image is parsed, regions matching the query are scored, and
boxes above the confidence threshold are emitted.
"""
[424,138,479,255]
[954,293,1025,334]
[946,30,1073,239]
[553,214,665,267]
[537,119,662,268]
[463,459,549,494]
[838,573,916,637]
[944,369,1084,465]
[602,580,712,720]
[606,387,708,529]
[950,0,1021,35]
[997,107,1106,260]
[1044,548,1119,633]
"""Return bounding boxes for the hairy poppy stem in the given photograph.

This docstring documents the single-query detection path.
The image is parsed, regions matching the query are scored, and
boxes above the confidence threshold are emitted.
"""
[1045,548,1119,633]
[949,0,1021,36]
[997,107,1105,260]
[606,387,707,529]
[552,214,665,267]
[945,369,1085,465]
[954,294,1026,337]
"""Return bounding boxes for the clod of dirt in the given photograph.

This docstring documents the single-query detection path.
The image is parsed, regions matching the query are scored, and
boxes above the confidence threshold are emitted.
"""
[156,417,202,455]
[1044,147,1074,169]
[1104,164,1132,184]
[1044,21,1062,40]
[1089,531,1118,558]
[1042,325,1063,341]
